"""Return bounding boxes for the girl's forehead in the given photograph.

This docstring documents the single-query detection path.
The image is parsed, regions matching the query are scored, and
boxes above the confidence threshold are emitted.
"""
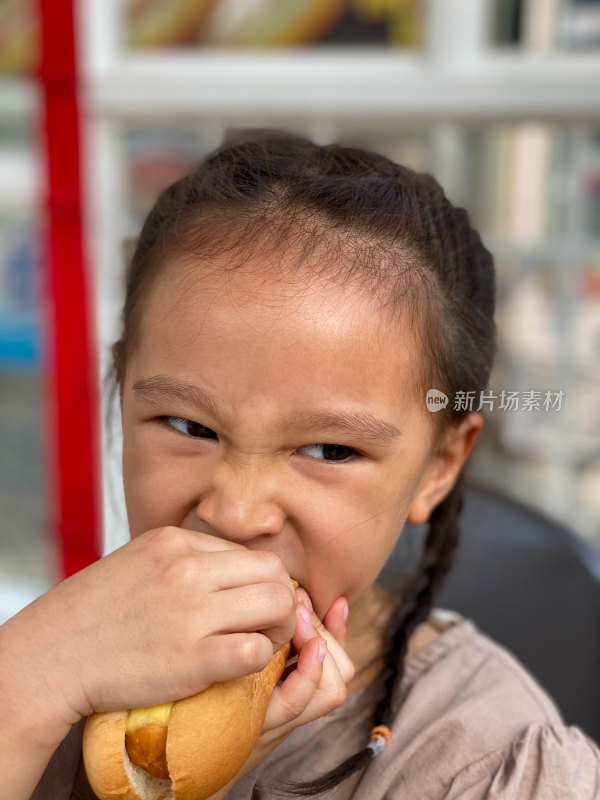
[143,259,412,349]
[134,258,427,408]
[145,254,409,332]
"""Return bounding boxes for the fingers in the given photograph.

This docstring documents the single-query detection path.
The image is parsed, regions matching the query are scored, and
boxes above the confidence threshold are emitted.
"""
[262,589,355,734]
[154,537,297,653]
[321,596,349,648]
[196,548,296,595]
[194,632,278,687]
[200,583,296,653]
[147,526,248,553]
[148,528,296,597]
[265,636,327,727]
[294,592,355,685]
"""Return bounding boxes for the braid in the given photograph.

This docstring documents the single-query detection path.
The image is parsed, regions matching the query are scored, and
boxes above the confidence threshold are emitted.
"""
[375,472,464,724]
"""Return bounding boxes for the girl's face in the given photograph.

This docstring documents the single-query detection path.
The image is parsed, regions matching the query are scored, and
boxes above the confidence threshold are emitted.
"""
[119,258,440,619]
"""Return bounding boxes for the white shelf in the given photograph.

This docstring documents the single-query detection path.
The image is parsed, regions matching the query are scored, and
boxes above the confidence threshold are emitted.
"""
[83,50,600,120]
[75,0,600,120]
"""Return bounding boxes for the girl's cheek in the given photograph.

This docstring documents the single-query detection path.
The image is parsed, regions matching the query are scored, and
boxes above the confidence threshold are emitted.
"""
[123,468,183,538]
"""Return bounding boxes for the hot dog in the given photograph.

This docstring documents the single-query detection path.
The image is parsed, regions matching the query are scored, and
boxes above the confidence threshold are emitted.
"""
[82,581,298,800]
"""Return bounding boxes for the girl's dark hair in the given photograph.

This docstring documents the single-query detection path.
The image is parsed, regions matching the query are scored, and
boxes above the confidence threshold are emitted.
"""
[108,129,496,796]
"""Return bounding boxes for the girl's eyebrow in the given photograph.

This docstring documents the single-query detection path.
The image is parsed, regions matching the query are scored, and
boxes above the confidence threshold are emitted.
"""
[131,375,402,445]
[133,376,222,419]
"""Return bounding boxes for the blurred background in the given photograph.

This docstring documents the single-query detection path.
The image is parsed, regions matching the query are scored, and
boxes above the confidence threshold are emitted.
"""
[1,0,599,623]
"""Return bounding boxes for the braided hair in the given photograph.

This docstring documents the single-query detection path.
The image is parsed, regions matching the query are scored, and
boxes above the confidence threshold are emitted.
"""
[109,129,496,797]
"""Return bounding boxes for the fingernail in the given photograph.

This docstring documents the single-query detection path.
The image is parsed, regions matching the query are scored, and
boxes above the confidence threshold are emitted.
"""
[317,638,327,663]
[343,599,349,622]
[301,590,313,613]
[299,604,312,626]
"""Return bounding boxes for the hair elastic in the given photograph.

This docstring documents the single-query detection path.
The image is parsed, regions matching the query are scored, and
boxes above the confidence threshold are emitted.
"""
[366,725,391,757]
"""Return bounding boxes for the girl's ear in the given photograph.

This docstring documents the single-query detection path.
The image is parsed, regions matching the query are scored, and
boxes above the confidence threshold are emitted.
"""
[407,412,484,525]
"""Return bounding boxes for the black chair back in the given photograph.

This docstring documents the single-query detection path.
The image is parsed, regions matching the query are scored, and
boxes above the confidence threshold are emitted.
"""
[378,482,600,743]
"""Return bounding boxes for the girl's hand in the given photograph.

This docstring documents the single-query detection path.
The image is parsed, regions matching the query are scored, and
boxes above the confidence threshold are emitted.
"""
[210,587,355,797]
[0,526,297,730]
[265,587,355,731]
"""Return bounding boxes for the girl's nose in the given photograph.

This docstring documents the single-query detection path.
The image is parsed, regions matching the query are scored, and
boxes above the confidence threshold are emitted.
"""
[194,458,285,543]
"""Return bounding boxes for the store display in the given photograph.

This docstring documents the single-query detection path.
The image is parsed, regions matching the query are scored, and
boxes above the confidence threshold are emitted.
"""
[559,0,600,49]
[123,0,423,50]
[498,265,600,465]
[2,0,599,576]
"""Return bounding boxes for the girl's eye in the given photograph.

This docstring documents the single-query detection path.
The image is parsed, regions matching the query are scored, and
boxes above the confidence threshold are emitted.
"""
[161,416,217,439]
[160,417,357,464]
[295,443,357,464]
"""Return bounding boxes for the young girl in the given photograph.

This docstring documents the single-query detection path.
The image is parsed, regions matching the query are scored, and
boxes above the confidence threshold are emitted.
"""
[2,130,599,800]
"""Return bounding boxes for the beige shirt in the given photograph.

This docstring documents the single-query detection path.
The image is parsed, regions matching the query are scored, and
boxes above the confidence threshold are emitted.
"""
[33,613,600,799]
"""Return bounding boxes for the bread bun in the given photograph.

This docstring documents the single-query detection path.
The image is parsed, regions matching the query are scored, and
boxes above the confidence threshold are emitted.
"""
[83,577,300,799]
[83,642,290,800]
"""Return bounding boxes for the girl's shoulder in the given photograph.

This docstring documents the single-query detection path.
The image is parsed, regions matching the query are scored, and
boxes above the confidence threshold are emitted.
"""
[384,611,600,797]
[397,609,570,745]
[385,612,599,799]
[402,608,564,721]
[440,722,600,800]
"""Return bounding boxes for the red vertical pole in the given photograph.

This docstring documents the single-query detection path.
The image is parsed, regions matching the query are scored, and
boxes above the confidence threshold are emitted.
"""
[37,0,102,578]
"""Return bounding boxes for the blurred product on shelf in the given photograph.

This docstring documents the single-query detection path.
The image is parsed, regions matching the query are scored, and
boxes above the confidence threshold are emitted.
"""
[336,128,431,176]
[496,266,600,465]
[0,0,39,74]
[485,124,600,240]
[124,0,423,50]
[125,127,210,223]
[493,0,600,51]
[0,216,40,370]
[200,0,347,48]
[518,0,561,51]
[587,132,600,233]
[126,0,217,49]
[492,0,522,45]
[559,0,600,49]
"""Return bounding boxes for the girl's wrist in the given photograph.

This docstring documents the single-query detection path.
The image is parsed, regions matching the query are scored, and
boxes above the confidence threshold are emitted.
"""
[0,620,74,800]
[0,614,78,752]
